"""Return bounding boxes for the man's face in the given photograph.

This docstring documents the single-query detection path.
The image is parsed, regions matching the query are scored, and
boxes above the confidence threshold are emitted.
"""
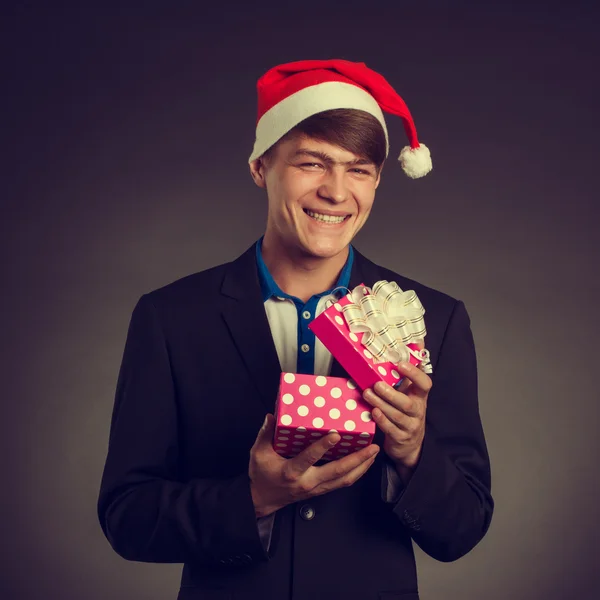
[251,135,382,260]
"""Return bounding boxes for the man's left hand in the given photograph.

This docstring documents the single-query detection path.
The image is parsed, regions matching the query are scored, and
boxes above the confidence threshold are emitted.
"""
[362,361,432,473]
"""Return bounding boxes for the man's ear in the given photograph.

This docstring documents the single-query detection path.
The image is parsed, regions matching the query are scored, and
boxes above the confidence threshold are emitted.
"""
[249,158,267,189]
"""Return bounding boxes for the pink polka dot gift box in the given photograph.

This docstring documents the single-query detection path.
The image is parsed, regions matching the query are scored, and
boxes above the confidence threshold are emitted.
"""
[273,372,376,461]
[309,281,433,392]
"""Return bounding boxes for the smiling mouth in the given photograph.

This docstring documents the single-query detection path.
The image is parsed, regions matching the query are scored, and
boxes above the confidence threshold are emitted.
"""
[304,209,350,224]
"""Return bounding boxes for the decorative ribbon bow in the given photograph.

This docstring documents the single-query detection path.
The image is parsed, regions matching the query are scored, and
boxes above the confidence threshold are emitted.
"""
[341,280,433,373]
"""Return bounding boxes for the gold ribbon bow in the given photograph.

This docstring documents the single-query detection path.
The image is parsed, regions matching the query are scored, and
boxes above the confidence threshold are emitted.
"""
[340,280,432,373]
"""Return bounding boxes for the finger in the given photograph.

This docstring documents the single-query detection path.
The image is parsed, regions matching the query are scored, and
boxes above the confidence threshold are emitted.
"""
[365,383,422,419]
[371,408,413,441]
[311,448,379,496]
[395,362,432,399]
[396,377,411,394]
[316,443,380,485]
[367,390,417,431]
[286,431,341,476]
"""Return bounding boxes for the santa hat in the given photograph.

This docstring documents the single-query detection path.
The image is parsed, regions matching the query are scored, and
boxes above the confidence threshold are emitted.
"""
[248,59,432,179]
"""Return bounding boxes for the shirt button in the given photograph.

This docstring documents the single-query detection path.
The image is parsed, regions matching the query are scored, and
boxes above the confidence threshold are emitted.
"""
[299,504,315,520]
[302,310,311,319]
[301,344,310,353]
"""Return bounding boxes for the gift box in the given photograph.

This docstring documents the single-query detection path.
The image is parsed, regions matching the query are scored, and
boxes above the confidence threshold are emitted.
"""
[309,280,432,392]
[273,372,376,462]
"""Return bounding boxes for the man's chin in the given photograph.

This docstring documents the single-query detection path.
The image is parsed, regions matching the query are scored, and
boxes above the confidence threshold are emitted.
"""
[299,239,349,261]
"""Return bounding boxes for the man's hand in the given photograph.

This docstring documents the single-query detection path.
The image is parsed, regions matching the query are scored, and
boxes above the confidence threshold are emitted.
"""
[362,361,432,480]
[249,414,380,518]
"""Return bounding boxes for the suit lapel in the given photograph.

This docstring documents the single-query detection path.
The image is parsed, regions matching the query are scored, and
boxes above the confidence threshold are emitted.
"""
[220,244,281,414]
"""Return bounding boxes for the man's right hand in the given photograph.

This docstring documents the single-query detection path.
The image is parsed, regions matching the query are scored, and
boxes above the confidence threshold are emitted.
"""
[248,414,380,518]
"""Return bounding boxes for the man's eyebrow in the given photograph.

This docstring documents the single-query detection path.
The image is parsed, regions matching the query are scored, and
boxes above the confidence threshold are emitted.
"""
[292,149,375,167]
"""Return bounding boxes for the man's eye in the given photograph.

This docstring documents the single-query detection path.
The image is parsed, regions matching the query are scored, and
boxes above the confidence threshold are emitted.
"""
[300,163,322,168]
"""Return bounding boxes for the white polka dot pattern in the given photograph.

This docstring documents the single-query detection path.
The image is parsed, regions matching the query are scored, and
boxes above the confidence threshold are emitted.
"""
[274,372,376,461]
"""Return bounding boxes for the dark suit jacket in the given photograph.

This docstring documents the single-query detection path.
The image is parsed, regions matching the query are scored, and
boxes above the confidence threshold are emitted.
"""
[97,242,493,600]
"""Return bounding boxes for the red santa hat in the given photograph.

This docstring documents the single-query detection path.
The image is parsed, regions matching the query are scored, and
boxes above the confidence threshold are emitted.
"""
[248,59,432,179]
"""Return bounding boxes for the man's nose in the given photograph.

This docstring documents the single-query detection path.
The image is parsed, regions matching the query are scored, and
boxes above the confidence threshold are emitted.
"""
[318,169,350,203]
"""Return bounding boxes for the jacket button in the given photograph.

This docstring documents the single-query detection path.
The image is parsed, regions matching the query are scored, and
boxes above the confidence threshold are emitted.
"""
[299,504,315,520]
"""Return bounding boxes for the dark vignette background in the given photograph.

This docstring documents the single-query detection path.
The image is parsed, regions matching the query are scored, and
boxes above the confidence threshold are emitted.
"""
[2,1,599,599]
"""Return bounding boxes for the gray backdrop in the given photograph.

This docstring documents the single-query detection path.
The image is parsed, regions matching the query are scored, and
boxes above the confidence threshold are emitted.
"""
[3,2,599,599]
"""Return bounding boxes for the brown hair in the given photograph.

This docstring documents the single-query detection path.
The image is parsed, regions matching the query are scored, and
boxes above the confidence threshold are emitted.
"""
[261,108,387,173]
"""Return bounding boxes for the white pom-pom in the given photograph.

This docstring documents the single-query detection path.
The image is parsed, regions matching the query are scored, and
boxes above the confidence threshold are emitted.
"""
[398,144,432,179]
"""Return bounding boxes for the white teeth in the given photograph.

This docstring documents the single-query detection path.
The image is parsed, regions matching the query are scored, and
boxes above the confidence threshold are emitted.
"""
[306,209,346,223]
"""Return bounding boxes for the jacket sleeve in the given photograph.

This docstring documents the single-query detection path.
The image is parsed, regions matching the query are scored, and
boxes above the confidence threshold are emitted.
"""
[97,294,269,565]
[385,300,494,562]
[381,460,404,503]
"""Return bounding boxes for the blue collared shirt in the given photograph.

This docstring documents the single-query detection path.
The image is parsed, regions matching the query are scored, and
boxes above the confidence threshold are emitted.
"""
[255,236,354,375]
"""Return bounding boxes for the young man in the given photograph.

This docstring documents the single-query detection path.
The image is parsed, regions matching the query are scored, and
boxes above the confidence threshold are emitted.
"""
[98,59,493,600]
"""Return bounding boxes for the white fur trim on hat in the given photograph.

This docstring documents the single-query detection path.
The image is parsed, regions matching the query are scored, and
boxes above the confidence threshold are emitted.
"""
[249,81,390,163]
[398,144,432,179]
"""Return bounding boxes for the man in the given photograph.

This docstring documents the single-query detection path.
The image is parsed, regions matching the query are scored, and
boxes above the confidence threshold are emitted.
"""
[98,59,493,600]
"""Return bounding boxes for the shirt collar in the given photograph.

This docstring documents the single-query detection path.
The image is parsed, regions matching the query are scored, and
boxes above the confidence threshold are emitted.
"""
[255,236,354,304]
